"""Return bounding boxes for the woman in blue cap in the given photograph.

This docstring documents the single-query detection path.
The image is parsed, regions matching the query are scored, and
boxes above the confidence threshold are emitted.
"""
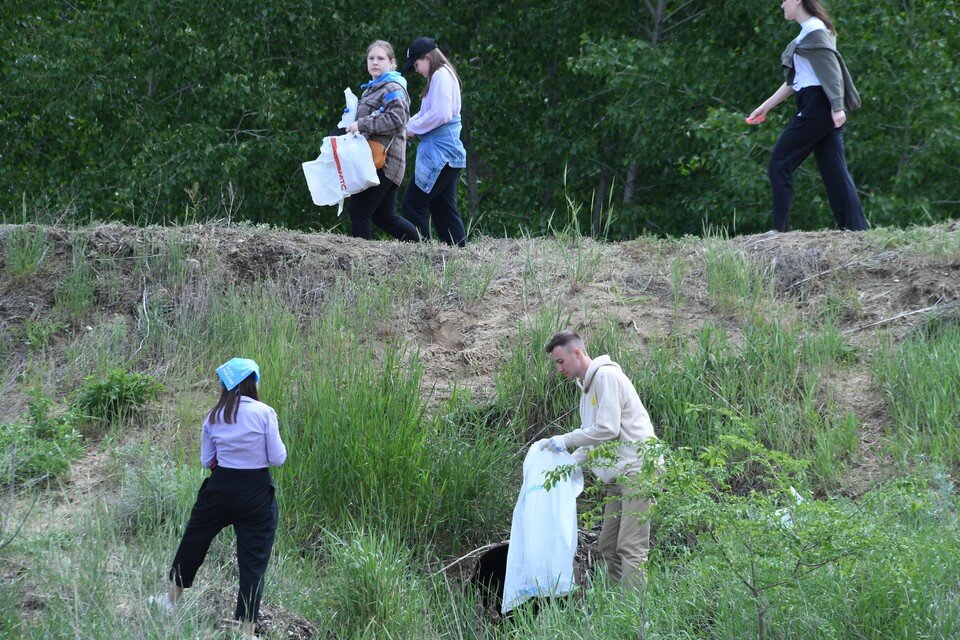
[401,37,468,247]
[151,358,286,639]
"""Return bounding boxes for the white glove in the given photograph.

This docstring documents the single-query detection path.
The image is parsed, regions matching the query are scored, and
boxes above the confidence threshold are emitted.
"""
[538,436,566,453]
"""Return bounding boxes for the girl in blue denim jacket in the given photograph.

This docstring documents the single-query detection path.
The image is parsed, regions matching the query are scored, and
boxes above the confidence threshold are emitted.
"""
[401,37,468,247]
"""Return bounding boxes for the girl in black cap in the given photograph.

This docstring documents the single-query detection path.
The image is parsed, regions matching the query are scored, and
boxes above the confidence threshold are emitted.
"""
[401,37,468,247]
[747,0,868,232]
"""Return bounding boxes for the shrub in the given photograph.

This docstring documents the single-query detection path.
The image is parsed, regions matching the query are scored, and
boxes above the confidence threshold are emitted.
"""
[71,369,162,434]
[0,393,83,486]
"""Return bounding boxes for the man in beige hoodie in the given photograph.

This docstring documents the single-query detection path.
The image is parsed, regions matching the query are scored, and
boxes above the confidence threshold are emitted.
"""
[539,330,659,589]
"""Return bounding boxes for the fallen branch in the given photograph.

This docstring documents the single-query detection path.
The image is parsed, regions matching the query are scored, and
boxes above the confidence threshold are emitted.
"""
[785,259,864,290]
[131,275,150,357]
[842,298,959,335]
[433,540,509,576]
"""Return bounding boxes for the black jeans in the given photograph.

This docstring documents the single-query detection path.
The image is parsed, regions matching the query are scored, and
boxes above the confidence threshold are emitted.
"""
[169,467,278,622]
[768,87,868,232]
[402,165,466,247]
[349,171,420,241]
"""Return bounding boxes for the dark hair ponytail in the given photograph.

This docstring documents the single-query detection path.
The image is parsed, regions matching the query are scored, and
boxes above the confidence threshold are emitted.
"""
[207,374,259,425]
[802,0,836,35]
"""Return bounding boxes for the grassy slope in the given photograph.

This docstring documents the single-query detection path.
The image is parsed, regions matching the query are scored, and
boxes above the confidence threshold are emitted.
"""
[1,222,958,639]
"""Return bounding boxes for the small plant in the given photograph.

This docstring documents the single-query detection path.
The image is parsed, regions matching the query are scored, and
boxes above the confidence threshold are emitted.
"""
[0,392,83,486]
[19,316,67,350]
[113,454,182,540]
[71,369,163,434]
[3,225,48,282]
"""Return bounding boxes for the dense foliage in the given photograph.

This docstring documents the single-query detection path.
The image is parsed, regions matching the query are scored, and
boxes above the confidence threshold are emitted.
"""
[1,1,958,236]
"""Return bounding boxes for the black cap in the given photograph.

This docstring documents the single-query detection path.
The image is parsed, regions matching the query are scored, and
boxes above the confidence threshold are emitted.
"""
[402,37,438,72]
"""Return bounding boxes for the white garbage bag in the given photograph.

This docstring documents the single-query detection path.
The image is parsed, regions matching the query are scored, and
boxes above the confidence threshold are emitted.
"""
[302,133,379,214]
[502,447,583,613]
[336,87,359,129]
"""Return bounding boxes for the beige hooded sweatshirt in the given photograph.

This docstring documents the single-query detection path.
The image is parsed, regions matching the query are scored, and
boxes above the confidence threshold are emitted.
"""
[557,355,658,483]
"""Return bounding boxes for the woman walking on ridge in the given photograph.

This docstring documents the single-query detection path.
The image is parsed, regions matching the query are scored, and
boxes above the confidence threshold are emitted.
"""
[150,358,286,640]
[747,0,869,232]
[401,37,468,247]
[345,40,420,241]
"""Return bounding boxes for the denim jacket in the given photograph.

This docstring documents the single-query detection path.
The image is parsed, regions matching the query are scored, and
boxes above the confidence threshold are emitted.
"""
[413,116,466,194]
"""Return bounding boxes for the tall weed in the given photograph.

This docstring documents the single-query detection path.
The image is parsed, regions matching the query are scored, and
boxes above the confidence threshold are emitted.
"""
[3,225,48,282]
[636,319,858,489]
[316,529,430,639]
[53,237,96,324]
[873,320,960,466]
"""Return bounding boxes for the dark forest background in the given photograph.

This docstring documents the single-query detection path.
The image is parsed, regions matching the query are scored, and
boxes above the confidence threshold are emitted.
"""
[1,0,957,238]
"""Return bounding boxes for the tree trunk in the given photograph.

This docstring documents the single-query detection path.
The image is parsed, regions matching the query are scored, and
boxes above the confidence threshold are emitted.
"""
[593,163,612,237]
[623,160,639,204]
[542,58,560,207]
[147,44,158,99]
[461,107,480,221]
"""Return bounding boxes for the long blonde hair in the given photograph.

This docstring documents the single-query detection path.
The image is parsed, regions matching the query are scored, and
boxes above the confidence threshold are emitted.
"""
[422,48,463,98]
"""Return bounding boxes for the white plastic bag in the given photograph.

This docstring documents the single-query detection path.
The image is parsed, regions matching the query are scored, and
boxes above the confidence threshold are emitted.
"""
[502,447,583,613]
[336,87,359,129]
[302,133,379,214]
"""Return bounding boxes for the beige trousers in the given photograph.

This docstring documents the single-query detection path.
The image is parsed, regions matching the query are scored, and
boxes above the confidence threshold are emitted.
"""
[598,481,651,589]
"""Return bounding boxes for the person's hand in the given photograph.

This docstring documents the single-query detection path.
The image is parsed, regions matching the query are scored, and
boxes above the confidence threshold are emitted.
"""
[746,106,767,125]
[831,109,846,129]
[345,122,359,134]
[538,437,566,453]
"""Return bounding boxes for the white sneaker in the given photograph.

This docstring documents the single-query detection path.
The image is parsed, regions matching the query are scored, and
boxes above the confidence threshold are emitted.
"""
[147,592,176,612]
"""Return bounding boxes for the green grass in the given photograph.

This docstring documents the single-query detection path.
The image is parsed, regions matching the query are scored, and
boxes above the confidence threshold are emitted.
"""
[314,528,429,638]
[867,224,960,260]
[3,226,48,282]
[635,318,860,490]
[873,320,960,467]
[703,233,775,318]
[53,238,96,325]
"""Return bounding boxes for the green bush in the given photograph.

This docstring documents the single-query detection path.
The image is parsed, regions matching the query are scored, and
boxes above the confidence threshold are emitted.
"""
[0,393,83,485]
[71,369,163,434]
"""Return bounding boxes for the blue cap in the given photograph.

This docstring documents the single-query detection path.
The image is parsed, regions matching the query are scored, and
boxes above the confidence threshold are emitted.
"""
[216,358,260,391]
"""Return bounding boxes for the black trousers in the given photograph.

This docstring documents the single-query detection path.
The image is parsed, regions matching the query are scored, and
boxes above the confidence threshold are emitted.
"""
[402,165,466,247]
[169,467,278,622]
[348,171,420,241]
[768,87,869,232]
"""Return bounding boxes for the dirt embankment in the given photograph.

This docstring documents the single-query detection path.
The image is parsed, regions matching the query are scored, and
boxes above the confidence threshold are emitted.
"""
[2,222,959,481]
